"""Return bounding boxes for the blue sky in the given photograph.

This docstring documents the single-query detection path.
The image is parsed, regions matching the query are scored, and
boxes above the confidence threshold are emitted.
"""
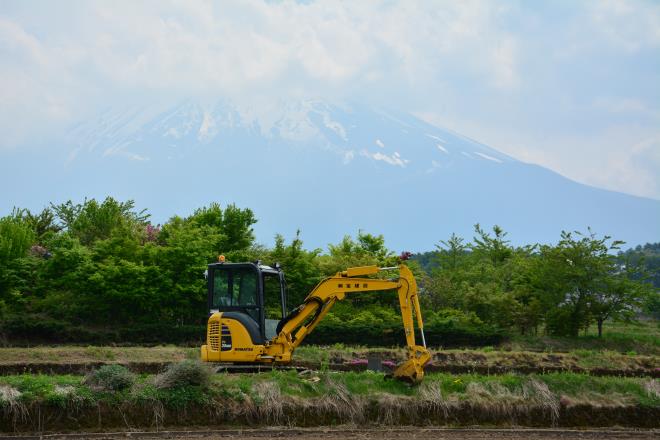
[1,0,659,199]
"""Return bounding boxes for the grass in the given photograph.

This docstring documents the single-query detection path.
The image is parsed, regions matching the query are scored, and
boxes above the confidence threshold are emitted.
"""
[0,320,656,379]
[295,344,659,374]
[0,343,657,377]
[505,319,660,356]
[0,345,197,365]
[1,370,657,409]
[0,368,658,431]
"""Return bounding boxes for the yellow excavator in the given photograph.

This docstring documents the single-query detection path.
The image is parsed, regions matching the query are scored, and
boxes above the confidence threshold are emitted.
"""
[200,258,431,383]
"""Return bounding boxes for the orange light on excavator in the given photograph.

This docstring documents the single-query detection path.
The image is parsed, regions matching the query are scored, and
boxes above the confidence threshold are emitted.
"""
[218,255,225,263]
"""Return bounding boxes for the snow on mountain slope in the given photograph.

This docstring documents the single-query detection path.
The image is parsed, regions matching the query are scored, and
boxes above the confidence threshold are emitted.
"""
[68,99,513,172]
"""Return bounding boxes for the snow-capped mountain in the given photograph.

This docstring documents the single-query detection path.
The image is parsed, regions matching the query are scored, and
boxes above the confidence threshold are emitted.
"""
[3,99,659,250]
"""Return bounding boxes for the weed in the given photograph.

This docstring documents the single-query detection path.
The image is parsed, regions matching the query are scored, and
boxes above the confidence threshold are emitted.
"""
[643,379,659,399]
[250,381,283,424]
[84,364,135,391]
[320,377,365,424]
[84,346,116,361]
[523,378,559,426]
[0,384,27,427]
[154,360,211,390]
[417,381,451,418]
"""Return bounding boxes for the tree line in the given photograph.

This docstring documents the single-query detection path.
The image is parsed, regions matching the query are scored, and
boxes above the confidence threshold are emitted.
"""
[0,197,657,345]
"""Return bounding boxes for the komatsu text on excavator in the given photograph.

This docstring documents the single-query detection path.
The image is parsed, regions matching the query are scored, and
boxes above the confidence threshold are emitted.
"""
[200,259,431,383]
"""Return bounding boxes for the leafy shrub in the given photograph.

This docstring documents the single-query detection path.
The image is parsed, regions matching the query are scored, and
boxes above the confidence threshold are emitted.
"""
[154,360,212,390]
[84,364,135,391]
[1,316,206,345]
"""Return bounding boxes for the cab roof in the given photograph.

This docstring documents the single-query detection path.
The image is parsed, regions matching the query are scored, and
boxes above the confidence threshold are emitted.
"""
[207,261,280,274]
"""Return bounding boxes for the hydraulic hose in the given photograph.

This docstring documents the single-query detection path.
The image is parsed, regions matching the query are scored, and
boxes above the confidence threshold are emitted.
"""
[275,296,325,337]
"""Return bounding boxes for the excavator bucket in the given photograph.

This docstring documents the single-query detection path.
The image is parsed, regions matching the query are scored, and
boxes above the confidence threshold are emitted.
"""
[392,345,432,384]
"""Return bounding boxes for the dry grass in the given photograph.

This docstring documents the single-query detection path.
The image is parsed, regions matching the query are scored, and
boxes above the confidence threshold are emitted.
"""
[523,379,560,425]
[417,381,451,419]
[250,381,284,425]
[643,379,659,399]
[237,375,567,427]
[1,371,659,431]
[0,345,194,365]
[0,384,27,428]
[318,378,366,424]
[296,345,659,375]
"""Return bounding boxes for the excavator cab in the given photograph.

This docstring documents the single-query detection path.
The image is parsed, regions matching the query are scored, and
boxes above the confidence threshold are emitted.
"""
[206,261,287,346]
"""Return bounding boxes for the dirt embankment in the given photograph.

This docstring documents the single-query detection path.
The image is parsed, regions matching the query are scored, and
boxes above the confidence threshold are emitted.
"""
[2,359,658,378]
[1,399,659,433]
[428,351,659,378]
[1,428,659,440]
[315,348,660,377]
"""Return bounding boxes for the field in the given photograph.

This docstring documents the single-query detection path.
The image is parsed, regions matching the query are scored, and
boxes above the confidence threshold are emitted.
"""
[1,320,658,377]
[0,321,658,433]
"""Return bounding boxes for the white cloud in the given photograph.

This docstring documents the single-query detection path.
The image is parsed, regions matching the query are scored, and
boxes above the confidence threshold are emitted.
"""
[587,0,660,52]
[490,36,518,89]
[0,0,527,149]
[0,0,659,199]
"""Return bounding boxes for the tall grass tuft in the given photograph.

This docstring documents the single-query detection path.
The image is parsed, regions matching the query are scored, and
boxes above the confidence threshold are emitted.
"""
[250,381,284,425]
[643,379,659,399]
[154,360,212,390]
[84,364,135,391]
[0,384,27,428]
[319,377,366,424]
[418,381,451,419]
[523,378,560,426]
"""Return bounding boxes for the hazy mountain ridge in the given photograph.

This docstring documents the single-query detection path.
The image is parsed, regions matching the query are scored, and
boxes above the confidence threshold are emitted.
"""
[68,99,513,169]
[3,99,658,250]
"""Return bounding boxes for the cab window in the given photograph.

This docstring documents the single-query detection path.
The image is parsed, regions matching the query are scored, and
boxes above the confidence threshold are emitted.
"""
[212,267,258,308]
[263,273,282,319]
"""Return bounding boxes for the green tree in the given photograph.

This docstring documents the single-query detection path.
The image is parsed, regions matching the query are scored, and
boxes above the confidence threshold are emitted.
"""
[270,230,321,307]
[471,224,513,266]
[12,207,61,242]
[0,213,34,263]
[186,202,256,254]
[424,225,541,334]
[52,198,149,245]
[436,233,467,271]
[589,257,653,337]
[0,213,36,316]
[321,230,397,275]
[535,230,624,337]
[219,204,257,252]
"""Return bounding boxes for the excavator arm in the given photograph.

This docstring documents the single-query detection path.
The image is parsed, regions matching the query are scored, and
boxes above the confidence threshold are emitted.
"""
[266,264,431,383]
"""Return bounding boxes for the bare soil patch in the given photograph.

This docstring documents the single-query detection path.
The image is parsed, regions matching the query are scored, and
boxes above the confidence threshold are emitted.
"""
[1,428,658,440]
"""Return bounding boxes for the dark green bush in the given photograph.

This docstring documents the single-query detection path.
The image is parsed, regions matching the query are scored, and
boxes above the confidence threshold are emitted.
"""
[1,316,206,345]
[1,313,501,348]
[84,364,135,391]
[303,317,504,348]
[154,360,212,390]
